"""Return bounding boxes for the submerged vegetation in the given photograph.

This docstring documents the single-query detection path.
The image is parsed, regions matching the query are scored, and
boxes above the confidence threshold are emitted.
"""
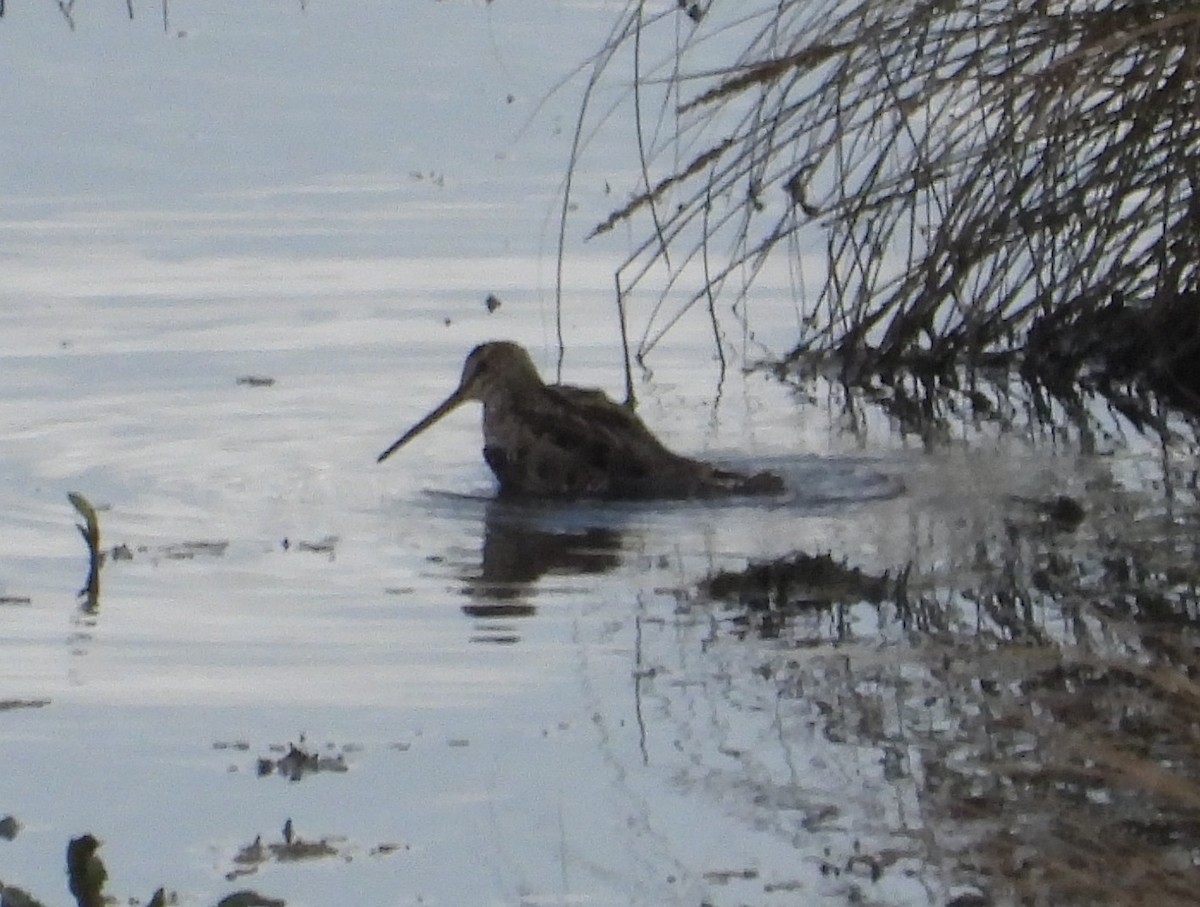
[573,0,1200,433]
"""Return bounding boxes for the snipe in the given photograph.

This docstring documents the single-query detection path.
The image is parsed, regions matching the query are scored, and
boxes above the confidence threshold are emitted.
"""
[377,341,784,500]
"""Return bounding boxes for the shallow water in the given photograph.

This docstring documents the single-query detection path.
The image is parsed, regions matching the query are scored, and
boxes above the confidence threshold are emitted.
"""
[0,272,928,904]
[0,4,1130,906]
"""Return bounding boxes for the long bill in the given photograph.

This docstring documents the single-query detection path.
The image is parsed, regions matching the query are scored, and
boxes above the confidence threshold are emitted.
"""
[376,387,469,463]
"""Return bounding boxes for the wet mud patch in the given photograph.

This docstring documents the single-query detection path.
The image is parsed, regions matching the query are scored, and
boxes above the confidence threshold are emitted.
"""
[684,469,1200,906]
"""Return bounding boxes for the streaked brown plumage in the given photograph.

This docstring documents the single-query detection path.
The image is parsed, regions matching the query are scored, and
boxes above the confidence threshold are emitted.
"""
[377,341,784,499]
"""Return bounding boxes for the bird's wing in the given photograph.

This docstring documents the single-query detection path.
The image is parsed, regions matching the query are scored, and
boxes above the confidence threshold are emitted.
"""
[509,384,688,478]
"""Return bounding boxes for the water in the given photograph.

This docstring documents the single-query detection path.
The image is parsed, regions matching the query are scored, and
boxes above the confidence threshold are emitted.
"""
[0,4,1117,906]
[0,272,918,903]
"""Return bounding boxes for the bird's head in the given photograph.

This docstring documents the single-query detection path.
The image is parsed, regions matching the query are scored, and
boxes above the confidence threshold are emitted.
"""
[377,341,544,463]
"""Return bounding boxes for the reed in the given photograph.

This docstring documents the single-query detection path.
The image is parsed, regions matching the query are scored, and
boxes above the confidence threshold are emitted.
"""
[577,1,1200,424]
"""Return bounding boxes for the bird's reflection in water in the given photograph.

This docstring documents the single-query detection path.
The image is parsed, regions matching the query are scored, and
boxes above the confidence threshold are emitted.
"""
[460,501,624,643]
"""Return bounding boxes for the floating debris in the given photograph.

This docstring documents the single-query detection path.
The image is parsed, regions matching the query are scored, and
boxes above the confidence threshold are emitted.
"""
[702,867,758,884]
[256,741,349,781]
[294,536,337,555]
[0,814,20,840]
[94,540,231,564]
[485,293,502,313]
[227,821,340,882]
[236,376,276,388]
[161,540,229,560]
[273,837,335,862]
[67,492,103,609]
[231,836,264,869]
[408,170,444,187]
[281,536,338,558]
[0,699,50,712]
[66,834,107,907]
[67,493,100,553]
[370,842,409,856]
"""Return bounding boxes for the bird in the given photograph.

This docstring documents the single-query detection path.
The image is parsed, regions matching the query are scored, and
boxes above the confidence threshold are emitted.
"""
[376,341,784,500]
